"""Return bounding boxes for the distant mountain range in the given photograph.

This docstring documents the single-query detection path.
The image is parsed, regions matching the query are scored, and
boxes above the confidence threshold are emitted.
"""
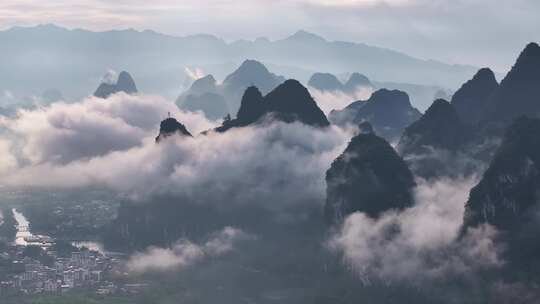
[329,89,422,142]
[177,60,285,119]
[0,24,480,104]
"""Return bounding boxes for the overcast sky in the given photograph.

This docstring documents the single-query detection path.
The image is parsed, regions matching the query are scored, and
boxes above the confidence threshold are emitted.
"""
[0,0,538,72]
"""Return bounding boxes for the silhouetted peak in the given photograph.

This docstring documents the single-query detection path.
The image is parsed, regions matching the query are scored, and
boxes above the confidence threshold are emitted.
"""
[463,116,540,247]
[398,99,465,156]
[94,70,138,98]
[308,73,342,91]
[344,73,372,92]
[451,67,498,124]
[189,74,217,93]
[406,99,461,132]
[267,79,317,104]
[222,59,284,100]
[506,42,540,77]
[264,79,330,126]
[488,42,540,122]
[235,59,270,75]
[370,89,412,107]
[155,117,192,142]
[325,132,415,222]
[116,71,138,94]
[473,68,497,82]
[329,88,420,142]
[425,99,453,115]
[520,42,540,59]
[287,30,326,43]
[236,86,265,123]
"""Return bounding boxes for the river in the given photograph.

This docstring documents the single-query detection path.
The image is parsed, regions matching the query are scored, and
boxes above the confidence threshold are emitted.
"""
[11,208,106,255]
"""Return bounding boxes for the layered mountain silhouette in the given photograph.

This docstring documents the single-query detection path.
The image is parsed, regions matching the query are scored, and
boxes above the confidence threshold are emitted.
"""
[487,43,540,123]
[308,73,343,92]
[397,99,472,178]
[0,25,479,103]
[398,99,468,156]
[94,71,138,98]
[329,89,421,142]
[215,80,329,132]
[451,68,499,124]
[325,132,415,223]
[308,72,373,94]
[155,117,192,142]
[463,117,540,268]
[177,60,285,119]
[176,75,229,120]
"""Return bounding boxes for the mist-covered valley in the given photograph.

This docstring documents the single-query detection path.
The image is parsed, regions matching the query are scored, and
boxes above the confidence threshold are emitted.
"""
[0,14,539,304]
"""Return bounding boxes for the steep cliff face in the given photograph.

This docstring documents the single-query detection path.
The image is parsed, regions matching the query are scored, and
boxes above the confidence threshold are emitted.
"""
[398,99,468,156]
[397,99,472,178]
[155,117,192,142]
[451,68,499,124]
[329,89,421,142]
[215,80,329,132]
[464,117,540,230]
[235,86,266,125]
[463,117,540,266]
[325,133,415,223]
[488,43,540,123]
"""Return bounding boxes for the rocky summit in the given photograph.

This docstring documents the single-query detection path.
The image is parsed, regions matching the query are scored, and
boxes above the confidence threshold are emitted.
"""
[155,117,192,142]
[94,71,138,98]
[451,68,499,125]
[329,89,421,142]
[325,132,415,223]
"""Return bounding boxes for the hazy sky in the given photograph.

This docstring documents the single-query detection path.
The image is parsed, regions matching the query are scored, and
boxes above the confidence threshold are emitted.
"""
[0,0,538,71]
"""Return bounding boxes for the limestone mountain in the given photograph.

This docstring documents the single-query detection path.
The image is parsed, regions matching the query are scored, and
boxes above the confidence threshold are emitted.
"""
[216,80,329,132]
[463,117,540,267]
[325,132,415,223]
[329,89,421,142]
[398,99,468,156]
[397,99,471,178]
[176,61,284,119]
[451,68,499,124]
[187,75,219,95]
[222,59,286,112]
[307,72,373,94]
[308,73,343,92]
[155,117,192,142]
[344,73,373,94]
[488,43,540,122]
[176,75,229,120]
[94,71,138,98]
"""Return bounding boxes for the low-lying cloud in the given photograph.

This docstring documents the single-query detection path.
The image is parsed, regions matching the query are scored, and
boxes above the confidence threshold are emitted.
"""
[309,86,373,115]
[126,227,254,274]
[0,93,351,208]
[0,92,216,164]
[328,176,503,283]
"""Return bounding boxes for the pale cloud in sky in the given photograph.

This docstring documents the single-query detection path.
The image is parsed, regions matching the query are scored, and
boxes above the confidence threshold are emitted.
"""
[0,0,538,70]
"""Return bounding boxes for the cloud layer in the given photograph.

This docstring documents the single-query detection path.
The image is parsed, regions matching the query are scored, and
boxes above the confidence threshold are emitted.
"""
[0,93,351,208]
[126,227,254,274]
[328,177,503,283]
